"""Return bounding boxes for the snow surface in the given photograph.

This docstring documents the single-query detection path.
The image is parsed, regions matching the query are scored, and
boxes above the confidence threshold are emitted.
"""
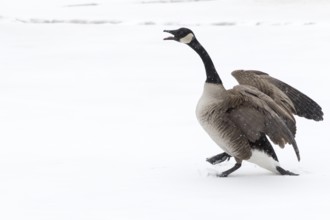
[1,0,330,219]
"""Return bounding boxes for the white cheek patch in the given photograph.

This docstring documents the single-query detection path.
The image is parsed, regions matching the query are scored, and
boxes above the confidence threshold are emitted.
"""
[180,33,194,44]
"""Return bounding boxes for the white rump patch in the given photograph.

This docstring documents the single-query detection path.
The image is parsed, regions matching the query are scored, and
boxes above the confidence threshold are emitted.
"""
[247,150,280,173]
[180,33,194,44]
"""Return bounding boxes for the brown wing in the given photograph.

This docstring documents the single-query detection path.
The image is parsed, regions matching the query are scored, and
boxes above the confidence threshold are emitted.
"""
[232,70,323,121]
[232,70,296,115]
[225,85,300,161]
[262,75,323,121]
[232,70,297,136]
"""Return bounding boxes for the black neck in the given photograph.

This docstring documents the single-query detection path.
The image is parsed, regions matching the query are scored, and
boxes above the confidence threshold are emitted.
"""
[188,38,222,84]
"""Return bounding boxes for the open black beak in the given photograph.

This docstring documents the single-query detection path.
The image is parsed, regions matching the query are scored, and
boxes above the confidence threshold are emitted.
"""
[163,30,177,41]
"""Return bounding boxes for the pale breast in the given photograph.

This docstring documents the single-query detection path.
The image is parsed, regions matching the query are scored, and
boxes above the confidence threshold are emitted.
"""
[195,83,235,155]
[198,120,232,154]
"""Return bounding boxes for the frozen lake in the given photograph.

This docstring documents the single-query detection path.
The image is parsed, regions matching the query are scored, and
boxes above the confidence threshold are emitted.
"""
[1,0,329,219]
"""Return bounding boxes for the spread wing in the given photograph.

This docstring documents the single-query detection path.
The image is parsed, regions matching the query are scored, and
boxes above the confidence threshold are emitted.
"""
[225,85,300,161]
[232,70,323,121]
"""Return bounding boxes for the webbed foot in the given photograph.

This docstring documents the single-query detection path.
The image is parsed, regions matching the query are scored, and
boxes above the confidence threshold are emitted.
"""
[216,163,242,177]
[206,152,231,165]
[276,166,299,176]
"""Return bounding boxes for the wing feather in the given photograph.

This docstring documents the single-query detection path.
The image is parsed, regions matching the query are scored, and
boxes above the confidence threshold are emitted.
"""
[226,85,300,161]
[262,75,323,121]
[232,70,323,121]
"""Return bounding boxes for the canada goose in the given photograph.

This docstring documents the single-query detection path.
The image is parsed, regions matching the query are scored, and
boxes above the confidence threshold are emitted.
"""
[163,27,322,176]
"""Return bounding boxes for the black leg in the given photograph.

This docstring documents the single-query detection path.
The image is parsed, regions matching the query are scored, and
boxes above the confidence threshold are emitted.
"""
[206,152,231,165]
[276,166,299,176]
[217,163,242,177]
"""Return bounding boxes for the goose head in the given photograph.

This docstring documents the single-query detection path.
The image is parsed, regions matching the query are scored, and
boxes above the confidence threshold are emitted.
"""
[163,28,195,44]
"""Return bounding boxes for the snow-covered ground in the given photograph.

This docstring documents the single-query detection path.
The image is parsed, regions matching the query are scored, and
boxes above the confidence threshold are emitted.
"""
[1,0,329,219]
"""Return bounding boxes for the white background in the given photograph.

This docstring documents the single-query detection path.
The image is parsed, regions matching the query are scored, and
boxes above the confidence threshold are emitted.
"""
[1,0,329,219]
